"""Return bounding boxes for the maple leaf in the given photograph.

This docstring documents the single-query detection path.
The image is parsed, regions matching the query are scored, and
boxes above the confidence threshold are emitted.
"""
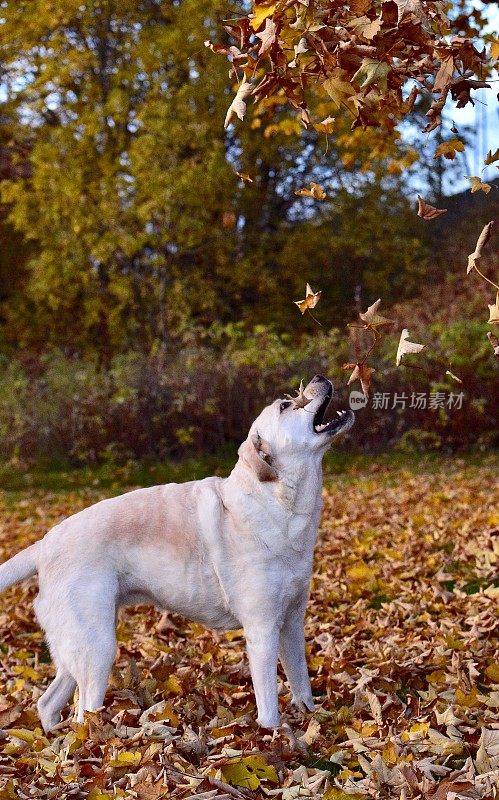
[488,292,499,325]
[467,221,494,273]
[344,362,376,397]
[323,71,355,108]
[294,182,327,200]
[250,2,277,31]
[347,15,382,41]
[434,139,465,160]
[487,331,499,356]
[396,329,425,365]
[235,170,254,183]
[352,59,391,93]
[294,283,321,314]
[285,379,312,409]
[359,298,393,330]
[433,54,454,94]
[465,175,491,194]
[224,82,253,129]
[255,18,277,55]
[484,147,499,166]
[417,195,447,220]
[396,0,428,24]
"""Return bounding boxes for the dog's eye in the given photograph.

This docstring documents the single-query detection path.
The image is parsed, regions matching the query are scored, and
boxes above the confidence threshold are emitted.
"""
[279,401,291,413]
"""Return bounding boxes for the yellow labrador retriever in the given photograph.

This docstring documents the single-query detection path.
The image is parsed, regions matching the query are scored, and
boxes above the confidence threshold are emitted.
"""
[0,375,353,732]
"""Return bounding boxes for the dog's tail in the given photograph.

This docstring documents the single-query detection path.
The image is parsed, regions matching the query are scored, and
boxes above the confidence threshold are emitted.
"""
[0,542,39,593]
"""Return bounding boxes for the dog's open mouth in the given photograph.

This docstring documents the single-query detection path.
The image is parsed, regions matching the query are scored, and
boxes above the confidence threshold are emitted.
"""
[313,387,354,435]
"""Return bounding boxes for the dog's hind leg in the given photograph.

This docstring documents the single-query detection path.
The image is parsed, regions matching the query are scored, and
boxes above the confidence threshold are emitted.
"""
[35,570,118,726]
[74,627,116,723]
[37,671,76,732]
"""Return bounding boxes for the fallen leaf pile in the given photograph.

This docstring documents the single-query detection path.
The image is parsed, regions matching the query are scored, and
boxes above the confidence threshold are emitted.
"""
[0,458,498,798]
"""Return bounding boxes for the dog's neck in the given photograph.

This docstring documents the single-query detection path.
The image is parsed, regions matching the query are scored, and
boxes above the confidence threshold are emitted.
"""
[228,453,323,515]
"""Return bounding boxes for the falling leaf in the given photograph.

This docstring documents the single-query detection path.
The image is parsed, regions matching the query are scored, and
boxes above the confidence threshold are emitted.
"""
[294,181,327,200]
[488,292,499,325]
[486,331,499,356]
[484,147,499,166]
[250,2,277,31]
[224,82,253,128]
[294,282,322,314]
[235,171,254,183]
[396,328,425,365]
[255,18,277,55]
[359,298,393,329]
[344,362,376,397]
[352,58,391,92]
[313,116,335,134]
[434,139,465,160]
[467,221,494,273]
[285,379,313,408]
[417,195,448,220]
[465,175,492,194]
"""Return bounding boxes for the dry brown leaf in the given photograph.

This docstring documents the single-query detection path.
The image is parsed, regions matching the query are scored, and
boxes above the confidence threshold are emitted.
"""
[467,221,494,273]
[294,182,327,200]
[294,282,321,314]
[434,139,465,160]
[396,328,425,365]
[235,171,254,183]
[417,195,448,220]
[344,362,376,397]
[465,175,491,194]
[313,116,335,134]
[484,147,499,166]
[488,292,499,325]
[486,331,499,356]
[255,18,277,55]
[433,54,454,93]
[359,298,393,329]
[224,82,253,129]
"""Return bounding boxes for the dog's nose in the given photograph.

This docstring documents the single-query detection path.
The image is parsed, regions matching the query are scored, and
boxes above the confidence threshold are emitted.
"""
[311,374,328,384]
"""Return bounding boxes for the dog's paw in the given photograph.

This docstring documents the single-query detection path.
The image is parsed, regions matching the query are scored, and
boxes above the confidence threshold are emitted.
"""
[292,694,315,713]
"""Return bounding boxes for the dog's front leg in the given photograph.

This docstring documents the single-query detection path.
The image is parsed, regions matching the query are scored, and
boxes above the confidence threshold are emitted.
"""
[244,624,280,728]
[279,608,315,713]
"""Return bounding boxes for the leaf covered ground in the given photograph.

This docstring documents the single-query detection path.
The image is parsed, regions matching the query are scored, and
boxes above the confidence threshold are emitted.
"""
[0,456,498,799]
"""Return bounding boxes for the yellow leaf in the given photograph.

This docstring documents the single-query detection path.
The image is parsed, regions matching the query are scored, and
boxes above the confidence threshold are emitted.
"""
[108,750,142,768]
[455,687,479,707]
[434,139,465,160]
[221,755,278,790]
[250,3,276,31]
[490,40,499,60]
[361,722,378,736]
[164,675,182,695]
[485,663,499,682]
[382,741,397,765]
[347,562,376,581]
[410,721,430,737]
[466,175,491,194]
[426,670,446,685]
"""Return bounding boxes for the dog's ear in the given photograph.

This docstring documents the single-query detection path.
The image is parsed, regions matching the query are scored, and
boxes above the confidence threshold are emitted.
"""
[238,433,278,482]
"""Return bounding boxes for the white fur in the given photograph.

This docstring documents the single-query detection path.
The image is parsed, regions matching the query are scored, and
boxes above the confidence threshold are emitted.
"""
[0,375,353,731]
